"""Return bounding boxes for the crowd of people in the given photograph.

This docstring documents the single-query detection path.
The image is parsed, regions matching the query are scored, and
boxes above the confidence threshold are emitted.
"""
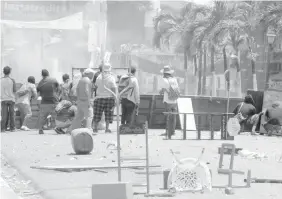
[1,63,182,137]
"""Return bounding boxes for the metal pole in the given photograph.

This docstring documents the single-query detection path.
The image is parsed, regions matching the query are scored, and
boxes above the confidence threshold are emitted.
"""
[145,121,150,194]
[117,98,121,182]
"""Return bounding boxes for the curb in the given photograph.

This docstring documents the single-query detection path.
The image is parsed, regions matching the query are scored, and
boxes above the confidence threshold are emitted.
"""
[0,176,23,199]
[1,153,55,199]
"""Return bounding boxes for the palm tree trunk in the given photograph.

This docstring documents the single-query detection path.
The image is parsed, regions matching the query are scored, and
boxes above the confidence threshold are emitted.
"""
[202,47,207,95]
[184,49,188,95]
[223,46,228,96]
[251,58,258,91]
[211,45,216,97]
[236,50,242,97]
[197,47,203,95]
[223,46,227,72]
[193,55,198,95]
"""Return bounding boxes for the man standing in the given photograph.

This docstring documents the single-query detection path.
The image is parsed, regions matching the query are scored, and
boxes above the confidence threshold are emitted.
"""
[120,65,140,125]
[93,63,117,133]
[1,66,16,132]
[92,63,106,130]
[159,65,180,139]
[37,69,60,134]
[69,68,95,131]
[16,76,37,131]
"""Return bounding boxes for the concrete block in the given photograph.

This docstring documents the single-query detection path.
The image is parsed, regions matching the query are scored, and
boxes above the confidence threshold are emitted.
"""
[92,182,133,199]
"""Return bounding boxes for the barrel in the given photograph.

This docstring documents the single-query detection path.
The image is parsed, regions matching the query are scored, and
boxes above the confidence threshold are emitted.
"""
[71,128,93,155]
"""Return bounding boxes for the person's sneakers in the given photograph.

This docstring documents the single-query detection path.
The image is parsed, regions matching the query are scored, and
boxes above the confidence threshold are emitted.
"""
[21,126,30,131]
[105,129,112,133]
[54,127,65,134]
[39,130,44,134]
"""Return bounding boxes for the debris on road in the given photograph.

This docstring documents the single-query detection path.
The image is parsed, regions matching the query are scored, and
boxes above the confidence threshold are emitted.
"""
[30,164,161,172]
[238,149,267,160]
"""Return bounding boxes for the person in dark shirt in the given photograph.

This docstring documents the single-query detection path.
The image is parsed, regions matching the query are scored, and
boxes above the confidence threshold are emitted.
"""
[36,69,59,134]
[233,94,256,132]
[93,64,103,96]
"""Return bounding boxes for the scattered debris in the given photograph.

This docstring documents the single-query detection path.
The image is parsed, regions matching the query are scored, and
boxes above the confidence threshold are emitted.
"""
[225,187,234,195]
[238,149,267,159]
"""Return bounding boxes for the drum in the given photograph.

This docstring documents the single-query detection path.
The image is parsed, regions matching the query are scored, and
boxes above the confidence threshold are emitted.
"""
[71,128,93,154]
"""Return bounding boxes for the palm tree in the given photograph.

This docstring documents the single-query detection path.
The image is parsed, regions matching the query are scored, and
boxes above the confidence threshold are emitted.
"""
[153,2,210,95]
[188,1,239,97]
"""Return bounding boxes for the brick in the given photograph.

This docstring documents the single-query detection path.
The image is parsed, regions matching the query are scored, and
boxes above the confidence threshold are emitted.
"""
[92,182,133,199]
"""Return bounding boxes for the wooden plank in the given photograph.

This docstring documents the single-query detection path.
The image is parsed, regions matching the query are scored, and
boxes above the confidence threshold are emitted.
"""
[30,164,161,172]
[144,192,175,197]
[244,178,282,184]
[210,115,214,140]
[218,168,245,175]
[183,114,186,140]
[177,98,196,131]
[135,171,163,175]
[121,157,146,161]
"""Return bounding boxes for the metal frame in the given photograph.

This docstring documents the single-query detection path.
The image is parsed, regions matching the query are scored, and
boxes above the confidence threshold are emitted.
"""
[103,79,151,195]
[163,112,234,140]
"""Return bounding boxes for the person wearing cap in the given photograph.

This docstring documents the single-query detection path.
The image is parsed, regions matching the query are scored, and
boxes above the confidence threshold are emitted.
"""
[1,66,17,132]
[37,69,60,134]
[69,68,95,131]
[16,76,37,131]
[93,63,117,133]
[159,65,180,138]
[59,74,71,101]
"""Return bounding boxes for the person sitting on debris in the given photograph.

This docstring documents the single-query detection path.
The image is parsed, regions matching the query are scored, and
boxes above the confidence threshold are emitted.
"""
[54,100,77,134]
[233,94,256,132]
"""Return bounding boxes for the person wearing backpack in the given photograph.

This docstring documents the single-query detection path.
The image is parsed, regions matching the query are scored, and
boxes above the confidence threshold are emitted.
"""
[119,65,140,125]
[16,76,37,131]
[159,65,180,138]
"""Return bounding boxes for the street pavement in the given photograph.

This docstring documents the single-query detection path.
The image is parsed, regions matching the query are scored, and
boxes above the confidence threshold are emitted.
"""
[1,126,282,199]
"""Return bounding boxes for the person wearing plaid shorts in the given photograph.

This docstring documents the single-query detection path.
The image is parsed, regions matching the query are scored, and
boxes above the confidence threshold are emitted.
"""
[93,63,117,133]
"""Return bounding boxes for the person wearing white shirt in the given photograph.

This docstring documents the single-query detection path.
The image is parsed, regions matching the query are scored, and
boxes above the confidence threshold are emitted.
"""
[159,65,179,138]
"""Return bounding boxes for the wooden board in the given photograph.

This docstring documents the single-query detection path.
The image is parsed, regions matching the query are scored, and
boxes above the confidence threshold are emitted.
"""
[177,98,196,130]
[119,124,145,134]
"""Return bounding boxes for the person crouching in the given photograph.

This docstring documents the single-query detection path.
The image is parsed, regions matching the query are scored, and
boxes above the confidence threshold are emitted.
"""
[54,100,77,134]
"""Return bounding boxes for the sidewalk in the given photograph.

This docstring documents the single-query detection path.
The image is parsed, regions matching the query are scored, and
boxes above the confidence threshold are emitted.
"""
[0,176,22,199]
